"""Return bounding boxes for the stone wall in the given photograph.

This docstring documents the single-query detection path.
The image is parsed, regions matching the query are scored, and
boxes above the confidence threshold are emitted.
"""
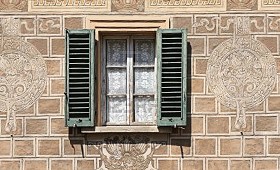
[0,0,280,170]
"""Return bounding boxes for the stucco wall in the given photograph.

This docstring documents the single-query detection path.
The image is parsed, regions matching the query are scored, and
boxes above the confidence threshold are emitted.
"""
[0,0,280,170]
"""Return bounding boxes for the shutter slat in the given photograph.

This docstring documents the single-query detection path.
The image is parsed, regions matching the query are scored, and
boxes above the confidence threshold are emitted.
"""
[65,29,95,127]
[157,29,187,127]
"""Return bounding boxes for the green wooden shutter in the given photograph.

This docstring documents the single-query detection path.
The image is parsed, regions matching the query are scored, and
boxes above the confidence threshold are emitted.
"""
[65,29,95,127]
[157,29,187,127]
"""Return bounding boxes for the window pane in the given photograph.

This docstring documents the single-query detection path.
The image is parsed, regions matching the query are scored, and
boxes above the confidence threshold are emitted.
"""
[134,39,155,65]
[107,39,127,66]
[107,68,126,94]
[107,97,127,124]
[134,68,154,94]
[134,96,155,123]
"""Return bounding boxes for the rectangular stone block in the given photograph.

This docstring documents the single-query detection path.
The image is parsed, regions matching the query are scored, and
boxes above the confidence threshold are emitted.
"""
[268,137,280,155]
[0,160,21,170]
[64,17,84,30]
[38,98,61,115]
[172,17,193,34]
[25,118,48,136]
[1,118,23,136]
[194,97,216,113]
[63,138,84,156]
[231,115,253,134]
[14,139,35,157]
[268,96,280,112]
[170,138,191,156]
[50,117,69,135]
[38,139,61,156]
[254,159,278,170]
[51,38,65,56]
[50,159,73,170]
[0,139,11,157]
[50,78,64,96]
[256,35,279,55]
[158,159,179,170]
[207,36,230,56]
[194,138,216,156]
[45,59,62,76]
[26,38,49,56]
[207,116,229,134]
[219,137,241,156]
[182,159,204,170]
[24,159,48,170]
[230,160,251,170]
[244,137,265,156]
[191,78,205,94]
[207,159,228,170]
[194,58,208,75]
[188,36,206,56]
[255,115,278,134]
[77,159,95,170]
[20,17,36,35]
[267,15,280,33]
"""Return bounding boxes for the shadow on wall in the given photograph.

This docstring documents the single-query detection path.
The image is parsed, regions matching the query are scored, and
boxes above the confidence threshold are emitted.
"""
[65,41,193,169]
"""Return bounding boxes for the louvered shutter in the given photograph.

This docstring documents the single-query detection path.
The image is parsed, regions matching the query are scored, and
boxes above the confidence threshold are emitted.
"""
[157,29,187,127]
[65,29,95,127]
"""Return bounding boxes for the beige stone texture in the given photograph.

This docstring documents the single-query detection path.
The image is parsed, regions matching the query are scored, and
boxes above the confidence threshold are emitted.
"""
[154,142,168,156]
[24,159,48,170]
[255,159,278,170]
[195,58,208,75]
[77,159,95,170]
[230,160,251,170]
[182,159,203,170]
[37,17,61,35]
[220,15,234,34]
[172,17,193,34]
[52,38,65,55]
[65,17,84,29]
[207,159,228,170]
[0,160,21,170]
[86,142,100,156]
[51,160,73,170]
[191,78,204,94]
[51,118,69,135]
[188,37,206,55]
[194,97,216,113]
[207,117,229,134]
[189,116,204,134]
[194,138,216,155]
[14,139,34,156]
[1,118,23,136]
[275,58,280,73]
[170,138,191,155]
[268,96,280,111]
[51,78,64,95]
[63,138,84,156]
[250,16,266,33]
[45,59,61,76]
[158,160,179,170]
[27,38,48,56]
[0,139,11,156]
[17,105,35,115]
[268,138,280,154]
[255,115,278,132]
[38,98,61,115]
[244,138,264,155]
[38,139,60,156]
[25,118,48,135]
[256,36,279,54]
[267,15,280,33]
[220,138,241,156]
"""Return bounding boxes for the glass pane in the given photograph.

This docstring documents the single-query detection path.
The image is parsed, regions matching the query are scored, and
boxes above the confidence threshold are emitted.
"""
[107,39,127,66]
[134,68,154,94]
[134,39,155,65]
[107,97,127,124]
[107,68,126,94]
[134,96,155,123]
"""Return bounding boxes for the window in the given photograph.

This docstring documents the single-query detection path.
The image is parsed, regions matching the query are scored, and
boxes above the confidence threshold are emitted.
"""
[65,29,187,130]
[102,35,156,125]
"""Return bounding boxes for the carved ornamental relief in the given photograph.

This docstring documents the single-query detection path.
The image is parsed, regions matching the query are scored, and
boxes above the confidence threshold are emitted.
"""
[0,0,27,11]
[206,16,276,129]
[0,18,47,133]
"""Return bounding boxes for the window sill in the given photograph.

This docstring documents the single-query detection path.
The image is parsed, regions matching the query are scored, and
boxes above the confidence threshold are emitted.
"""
[81,126,172,133]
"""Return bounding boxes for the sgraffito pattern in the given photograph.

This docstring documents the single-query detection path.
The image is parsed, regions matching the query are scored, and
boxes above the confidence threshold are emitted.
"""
[95,135,160,170]
[206,16,277,129]
[0,18,47,132]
